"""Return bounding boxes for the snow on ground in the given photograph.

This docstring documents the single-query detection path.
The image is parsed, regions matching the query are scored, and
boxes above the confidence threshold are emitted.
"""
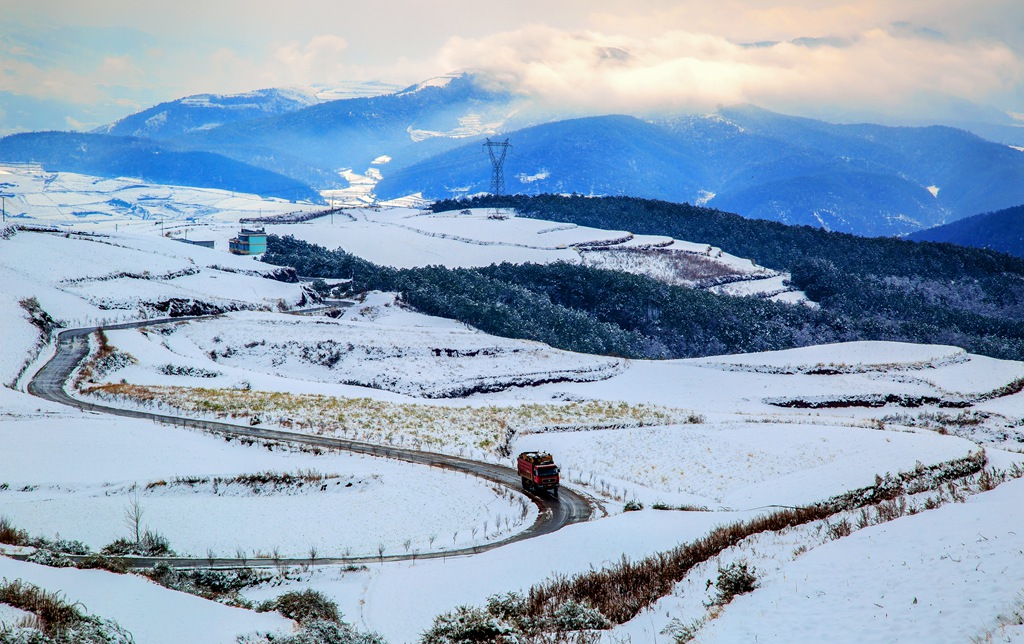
[513,422,977,509]
[523,352,1003,415]
[265,208,808,301]
[4,169,1024,641]
[0,602,32,628]
[266,210,582,268]
[0,226,310,387]
[101,294,622,398]
[393,211,632,249]
[0,556,293,644]
[248,508,754,643]
[0,164,319,228]
[696,477,1024,643]
[692,341,968,374]
[0,407,533,557]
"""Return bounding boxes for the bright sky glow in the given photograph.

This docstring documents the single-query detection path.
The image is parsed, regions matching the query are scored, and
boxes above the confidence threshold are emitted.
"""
[1,0,1021,133]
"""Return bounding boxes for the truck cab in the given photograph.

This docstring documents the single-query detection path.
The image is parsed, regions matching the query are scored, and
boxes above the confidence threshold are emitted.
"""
[517,451,560,497]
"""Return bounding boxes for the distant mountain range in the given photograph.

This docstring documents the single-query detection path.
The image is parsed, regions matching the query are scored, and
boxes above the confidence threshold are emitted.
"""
[909,204,1024,258]
[3,71,1024,236]
[376,105,1024,236]
[96,88,323,140]
[0,131,321,202]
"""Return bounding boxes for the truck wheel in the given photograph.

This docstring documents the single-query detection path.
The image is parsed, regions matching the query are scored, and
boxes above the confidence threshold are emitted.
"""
[553,486,559,498]
[521,477,531,491]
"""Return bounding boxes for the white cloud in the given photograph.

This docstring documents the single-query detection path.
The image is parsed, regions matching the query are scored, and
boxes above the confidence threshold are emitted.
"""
[273,34,350,85]
[434,22,1022,118]
[2,1,1023,130]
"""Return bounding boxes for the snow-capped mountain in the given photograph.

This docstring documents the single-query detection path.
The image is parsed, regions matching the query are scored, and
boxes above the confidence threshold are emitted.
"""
[96,88,323,140]
[5,72,1024,234]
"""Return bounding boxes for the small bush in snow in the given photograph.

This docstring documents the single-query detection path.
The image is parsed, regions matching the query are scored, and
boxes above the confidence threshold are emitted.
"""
[0,579,84,635]
[158,364,221,378]
[825,517,853,540]
[101,529,173,557]
[75,554,129,575]
[26,549,76,568]
[422,592,608,643]
[623,500,643,512]
[145,562,269,603]
[420,605,516,644]
[551,600,611,631]
[241,619,386,644]
[257,590,341,624]
[49,538,90,556]
[661,617,706,643]
[708,560,758,607]
[0,579,135,642]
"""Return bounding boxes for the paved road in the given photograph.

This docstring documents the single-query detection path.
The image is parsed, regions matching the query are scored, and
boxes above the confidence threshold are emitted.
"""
[25,317,596,568]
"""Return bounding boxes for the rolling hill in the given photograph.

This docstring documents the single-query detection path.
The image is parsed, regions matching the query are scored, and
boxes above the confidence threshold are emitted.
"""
[0,131,322,203]
[909,204,1024,258]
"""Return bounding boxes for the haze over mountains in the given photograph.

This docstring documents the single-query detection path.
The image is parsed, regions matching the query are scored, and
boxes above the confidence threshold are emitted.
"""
[3,71,1024,237]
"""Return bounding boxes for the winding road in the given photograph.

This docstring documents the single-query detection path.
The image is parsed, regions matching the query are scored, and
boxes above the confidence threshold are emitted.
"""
[25,317,596,568]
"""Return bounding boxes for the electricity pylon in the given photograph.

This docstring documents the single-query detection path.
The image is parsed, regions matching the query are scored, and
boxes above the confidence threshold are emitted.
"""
[483,138,511,195]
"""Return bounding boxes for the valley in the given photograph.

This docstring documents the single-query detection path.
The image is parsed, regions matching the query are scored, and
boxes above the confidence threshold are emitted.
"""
[2,164,1023,642]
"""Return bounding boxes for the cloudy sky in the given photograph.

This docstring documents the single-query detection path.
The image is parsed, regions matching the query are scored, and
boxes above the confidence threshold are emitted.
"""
[1,0,1021,133]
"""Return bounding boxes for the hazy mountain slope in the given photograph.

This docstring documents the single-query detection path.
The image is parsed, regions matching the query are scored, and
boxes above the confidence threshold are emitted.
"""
[379,108,1024,236]
[0,131,322,202]
[719,106,1024,222]
[909,204,1024,258]
[177,73,525,179]
[97,88,321,140]
[11,70,1024,235]
[376,115,710,202]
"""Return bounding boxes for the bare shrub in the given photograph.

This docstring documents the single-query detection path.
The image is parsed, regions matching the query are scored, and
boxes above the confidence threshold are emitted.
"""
[825,517,853,540]
[662,616,707,643]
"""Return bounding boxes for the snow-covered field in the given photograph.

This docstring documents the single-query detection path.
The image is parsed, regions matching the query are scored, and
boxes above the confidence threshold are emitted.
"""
[102,294,623,398]
[3,168,1024,643]
[0,164,319,228]
[2,163,807,301]
[514,422,977,509]
[0,555,293,644]
[266,208,807,302]
[694,477,1024,643]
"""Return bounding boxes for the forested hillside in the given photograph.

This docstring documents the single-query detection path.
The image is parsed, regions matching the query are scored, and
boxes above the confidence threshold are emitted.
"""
[265,196,1024,360]
[909,204,1024,259]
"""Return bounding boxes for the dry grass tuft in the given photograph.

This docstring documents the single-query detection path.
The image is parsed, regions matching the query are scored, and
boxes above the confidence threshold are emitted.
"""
[0,579,85,635]
[0,515,29,546]
[524,451,986,625]
[84,383,701,456]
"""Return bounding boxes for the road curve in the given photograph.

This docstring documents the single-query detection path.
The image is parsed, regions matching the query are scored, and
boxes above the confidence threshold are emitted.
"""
[25,318,596,567]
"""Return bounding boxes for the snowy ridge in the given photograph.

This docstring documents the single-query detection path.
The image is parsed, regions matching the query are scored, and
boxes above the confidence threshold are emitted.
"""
[272,208,809,302]
[694,341,970,374]
[95,295,624,398]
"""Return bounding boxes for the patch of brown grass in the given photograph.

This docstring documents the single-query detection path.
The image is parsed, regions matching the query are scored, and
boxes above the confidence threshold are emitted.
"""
[525,451,986,625]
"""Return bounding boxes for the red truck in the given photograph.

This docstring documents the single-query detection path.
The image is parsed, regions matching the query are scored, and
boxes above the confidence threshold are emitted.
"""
[517,451,560,497]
